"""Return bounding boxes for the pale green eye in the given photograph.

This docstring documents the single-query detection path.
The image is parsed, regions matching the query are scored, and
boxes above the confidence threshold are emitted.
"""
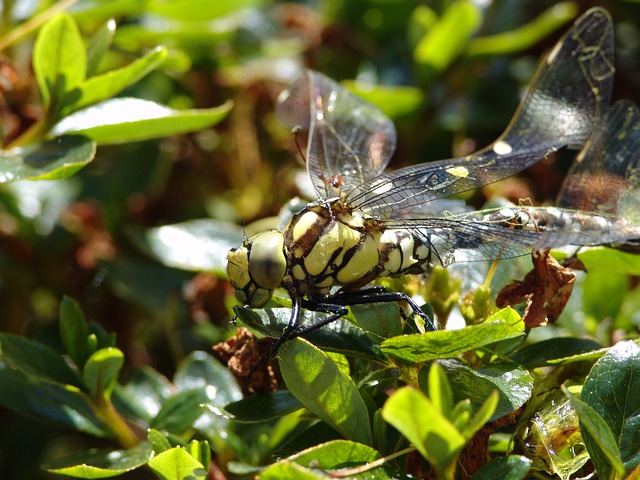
[248,231,286,290]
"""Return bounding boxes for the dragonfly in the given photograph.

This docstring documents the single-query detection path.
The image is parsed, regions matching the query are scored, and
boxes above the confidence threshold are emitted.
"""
[227,8,636,353]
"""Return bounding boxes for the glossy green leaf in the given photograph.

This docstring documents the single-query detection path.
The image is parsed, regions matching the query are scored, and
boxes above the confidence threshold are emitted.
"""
[33,14,86,110]
[0,333,82,387]
[59,296,92,368]
[262,440,386,479]
[147,447,207,480]
[510,337,602,368]
[150,388,209,433]
[137,219,243,275]
[381,307,523,362]
[233,307,383,361]
[578,247,640,276]
[63,47,168,115]
[432,359,533,421]
[0,135,95,182]
[467,2,577,56]
[581,340,640,477]
[471,455,531,480]
[413,1,481,70]
[187,440,211,471]
[258,462,322,480]
[113,367,173,422]
[279,339,373,445]
[51,98,233,144]
[83,348,124,398]
[43,443,152,478]
[148,0,266,21]
[351,302,403,343]
[224,390,303,423]
[0,359,109,436]
[148,428,173,454]
[382,386,465,470]
[86,19,116,77]
[427,362,454,421]
[570,396,626,478]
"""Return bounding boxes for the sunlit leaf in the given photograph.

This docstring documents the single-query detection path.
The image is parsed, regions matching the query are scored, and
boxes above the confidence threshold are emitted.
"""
[279,339,373,445]
[63,47,168,114]
[83,348,124,398]
[43,443,152,478]
[51,98,233,144]
[33,14,86,111]
[578,247,640,276]
[0,136,95,183]
[381,307,523,362]
[136,219,243,275]
[342,81,424,119]
[148,0,266,21]
[147,447,207,480]
[86,19,116,77]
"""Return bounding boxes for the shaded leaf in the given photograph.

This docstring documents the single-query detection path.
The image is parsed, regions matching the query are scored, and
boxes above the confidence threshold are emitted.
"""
[0,135,95,182]
[59,296,92,368]
[381,307,523,363]
[578,247,640,276]
[223,390,303,423]
[113,367,173,422]
[86,19,116,77]
[510,337,602,368]
[150,388,209,433]
[148,428,173,454]
[581,340,640,476]
[279,339,373,445]
[51,98,233,144]
[43,443,152,478]
[0,359,109,436]
[471,455,531,480]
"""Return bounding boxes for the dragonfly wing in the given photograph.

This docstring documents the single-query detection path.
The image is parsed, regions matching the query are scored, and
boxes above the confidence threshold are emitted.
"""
[346,8,614,217]
[276,70,396,199]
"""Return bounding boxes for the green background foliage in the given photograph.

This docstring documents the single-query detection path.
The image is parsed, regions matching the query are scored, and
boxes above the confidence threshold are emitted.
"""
[1,0,640,479]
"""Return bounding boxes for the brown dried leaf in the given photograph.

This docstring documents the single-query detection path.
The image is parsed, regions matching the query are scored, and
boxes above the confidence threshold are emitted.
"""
[496,249,576,328]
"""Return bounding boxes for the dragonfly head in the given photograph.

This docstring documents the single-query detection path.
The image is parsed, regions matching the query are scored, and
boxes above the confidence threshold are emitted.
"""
[227,230,287,308]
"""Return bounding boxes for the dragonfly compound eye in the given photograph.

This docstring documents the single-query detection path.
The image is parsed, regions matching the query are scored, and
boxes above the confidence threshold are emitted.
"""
[248,230,287,291]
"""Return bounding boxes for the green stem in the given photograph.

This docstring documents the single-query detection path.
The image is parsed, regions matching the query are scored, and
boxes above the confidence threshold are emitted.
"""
[92,396,140,449]
[0,0,80,52]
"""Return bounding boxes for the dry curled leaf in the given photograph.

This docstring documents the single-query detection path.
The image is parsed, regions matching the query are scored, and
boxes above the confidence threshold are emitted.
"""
[496,249,576,328]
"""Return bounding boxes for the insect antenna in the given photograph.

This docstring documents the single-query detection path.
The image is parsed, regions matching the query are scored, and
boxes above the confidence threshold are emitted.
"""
[291,125,308,164]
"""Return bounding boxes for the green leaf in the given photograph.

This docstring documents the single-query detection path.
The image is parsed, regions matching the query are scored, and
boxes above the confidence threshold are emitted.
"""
[33,14,86,112]
[223,390,303,423]
[151,388,209,433]
[233,307,383,361]
[433,359,533,421]
[135,219,243,275]
[341,81,424,119]
[581,340,640,476]
[147,447,207,480]
[59,296,92,368]
[462,390,498,440]
[279,339,373,445]
[83,348,124,398]
[148,0,266,21]
[381,307,523,363]
[351,302,403,343]
[466,2,577,56]
[427,362,454,421]
[578,247,640,276]
[0,359,109,436]
[570,396,626,479]
[51,98,233,144]
[148,428,173,454]
[43,443,152,478]
[86,19,116,77]
[187,440,211,471]
[267,440,385,478]
[471,455,531,480]
[510,337,602,368]
[413,0,481,70]
[0,333,82,387]
[382,386,466,471]
[258,462,322,480]
[0,135,95,183]
[113,367,173,422]
[63,47,168,115]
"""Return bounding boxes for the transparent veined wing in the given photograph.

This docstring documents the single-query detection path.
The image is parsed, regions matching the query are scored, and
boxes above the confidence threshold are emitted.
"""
[345,8,614,218]
[276,70,396,200]
[378,98,640,267]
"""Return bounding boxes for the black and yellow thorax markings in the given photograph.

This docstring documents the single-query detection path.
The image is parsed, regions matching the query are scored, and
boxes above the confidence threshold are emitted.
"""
[283,200,433,297]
